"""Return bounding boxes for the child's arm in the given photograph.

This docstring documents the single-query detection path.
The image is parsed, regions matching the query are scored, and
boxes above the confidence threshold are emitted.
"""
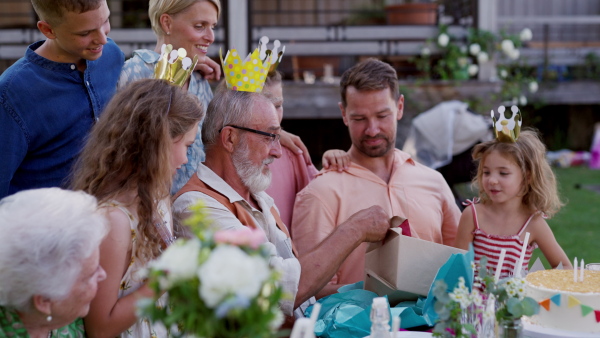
[322,149,350,171]
[84,207,158,338]
[454,206,476,250]
[529,217,573,269]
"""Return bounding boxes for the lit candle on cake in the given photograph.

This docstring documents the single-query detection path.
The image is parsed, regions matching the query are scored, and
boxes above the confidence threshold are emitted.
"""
[495,248,506,282]
[574,257,578,283]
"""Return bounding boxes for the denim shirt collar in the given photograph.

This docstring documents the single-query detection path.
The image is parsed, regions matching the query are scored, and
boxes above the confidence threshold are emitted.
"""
[25,40,88,73]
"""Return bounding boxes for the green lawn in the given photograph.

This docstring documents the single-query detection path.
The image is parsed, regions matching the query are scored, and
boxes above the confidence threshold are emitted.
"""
[531,166,600,268]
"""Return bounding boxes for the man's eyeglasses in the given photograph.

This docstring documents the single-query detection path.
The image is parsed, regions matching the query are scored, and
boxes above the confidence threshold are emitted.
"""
[219,125,281,145]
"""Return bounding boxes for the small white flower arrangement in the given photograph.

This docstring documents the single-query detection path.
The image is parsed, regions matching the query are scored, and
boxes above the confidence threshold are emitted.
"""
[139,202,285,338]
[432,257,539,338]
[414,25,539,105]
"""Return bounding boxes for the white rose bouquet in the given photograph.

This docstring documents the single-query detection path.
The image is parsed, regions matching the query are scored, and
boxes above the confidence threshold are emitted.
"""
[139,202,285,338]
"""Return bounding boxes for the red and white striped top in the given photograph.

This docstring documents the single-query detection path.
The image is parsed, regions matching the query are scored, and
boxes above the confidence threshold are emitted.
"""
[467,199,538,280]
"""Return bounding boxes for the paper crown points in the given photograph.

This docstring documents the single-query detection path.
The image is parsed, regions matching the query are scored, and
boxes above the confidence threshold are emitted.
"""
[220,36,285,92]
[258,36,286,74]
[153,44,198,87]
[491,105,522,143]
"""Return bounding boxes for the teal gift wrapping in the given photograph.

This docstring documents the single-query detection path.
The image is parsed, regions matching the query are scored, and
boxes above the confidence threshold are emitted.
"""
[306,248,475,337]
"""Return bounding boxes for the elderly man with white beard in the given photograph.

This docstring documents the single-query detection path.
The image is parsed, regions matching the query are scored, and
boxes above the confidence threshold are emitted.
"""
[173,83,391,321]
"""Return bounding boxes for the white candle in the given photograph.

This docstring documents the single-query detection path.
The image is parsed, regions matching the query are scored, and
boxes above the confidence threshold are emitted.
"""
[574,257,578,283]
[581,258,585,282]
[514,232,530,277]
[391,316,400,338]
[495,249,507,282]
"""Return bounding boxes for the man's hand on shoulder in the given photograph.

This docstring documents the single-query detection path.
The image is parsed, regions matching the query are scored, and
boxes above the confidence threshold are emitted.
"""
[343,205,390,243]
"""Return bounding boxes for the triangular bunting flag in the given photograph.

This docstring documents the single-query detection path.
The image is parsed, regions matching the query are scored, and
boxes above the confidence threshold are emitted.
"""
[540,299,551,311]
[581,305,593,317]
[529,257,545,273]
[568,295,581,308]
[595,310,600,323]
[550,294,561,306]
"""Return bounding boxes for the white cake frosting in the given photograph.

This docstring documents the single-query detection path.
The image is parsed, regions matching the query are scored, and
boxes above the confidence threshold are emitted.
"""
[525,269,600,333]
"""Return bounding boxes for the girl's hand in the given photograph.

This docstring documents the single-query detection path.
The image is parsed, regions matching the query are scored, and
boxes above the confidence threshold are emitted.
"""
[322,149,350,171]
[195,57,221,81]
[280,130,312,165]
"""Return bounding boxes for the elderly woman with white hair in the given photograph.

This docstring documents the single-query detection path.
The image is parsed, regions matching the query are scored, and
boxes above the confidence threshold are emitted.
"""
[0,188,108,338]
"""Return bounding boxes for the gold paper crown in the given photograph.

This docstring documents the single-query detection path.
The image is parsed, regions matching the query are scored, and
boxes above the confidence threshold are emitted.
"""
[491,105,522,143]
[258,36,285,74]
[153,44,198,87]
[220,36,285,92]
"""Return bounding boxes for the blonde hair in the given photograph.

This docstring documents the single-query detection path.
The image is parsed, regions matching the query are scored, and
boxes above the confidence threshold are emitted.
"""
[71,79,203,263]
[149,0,221,36]
[472,129,563,217]
[31,0,104,26]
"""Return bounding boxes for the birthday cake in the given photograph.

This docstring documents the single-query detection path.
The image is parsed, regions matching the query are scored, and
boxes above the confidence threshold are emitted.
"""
[525,269,600,333]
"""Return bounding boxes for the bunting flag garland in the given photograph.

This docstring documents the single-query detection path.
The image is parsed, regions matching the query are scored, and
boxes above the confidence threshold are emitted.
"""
[567,295,580,308]
[537,293,600,321]
[581,305,594,317]
[540,299,551,311]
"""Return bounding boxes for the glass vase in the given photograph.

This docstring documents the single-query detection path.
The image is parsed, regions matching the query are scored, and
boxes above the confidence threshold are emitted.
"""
[498,318,523,338]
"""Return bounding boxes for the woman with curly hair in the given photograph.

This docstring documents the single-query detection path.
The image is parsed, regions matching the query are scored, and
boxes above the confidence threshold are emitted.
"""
[71,78,203,337]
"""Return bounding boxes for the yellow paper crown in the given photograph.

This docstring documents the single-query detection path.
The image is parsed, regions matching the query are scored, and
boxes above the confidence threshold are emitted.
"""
[491,105,522,143]
[220,36,285,92]
[153,44,198,87]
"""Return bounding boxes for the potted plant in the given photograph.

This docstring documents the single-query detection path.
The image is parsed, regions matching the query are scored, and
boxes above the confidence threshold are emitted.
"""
[384,0,439,25]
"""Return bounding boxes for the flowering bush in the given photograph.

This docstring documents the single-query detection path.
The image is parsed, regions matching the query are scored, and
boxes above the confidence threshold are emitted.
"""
[139,202,285,338]
[432,257,539,338]
[414,25,539,105]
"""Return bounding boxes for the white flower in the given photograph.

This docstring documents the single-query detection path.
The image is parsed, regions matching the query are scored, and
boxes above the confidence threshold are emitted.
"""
[508,48,520,60]
[458,57,468,68]
[499,69,508,79]
[198,245,270,308]
[269,309,285,332]
[471,289,483,307]
[449,277,472,309]
[519,95,528,106]
[501,39,515,55]
[421,47,431,56]
[468,64,479,76]
[529,81,539,93]
[477,51,489,63]
[520,28,533,41]
[150,239,201,288]
[438,33,449,47]
[469,43,481,56]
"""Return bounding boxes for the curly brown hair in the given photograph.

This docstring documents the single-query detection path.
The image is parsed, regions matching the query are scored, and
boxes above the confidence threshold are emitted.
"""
[71,79,203,263]
[472,128,564,217]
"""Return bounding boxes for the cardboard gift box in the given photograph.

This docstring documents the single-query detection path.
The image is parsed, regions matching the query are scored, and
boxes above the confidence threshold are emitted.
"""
[364,219,466,305]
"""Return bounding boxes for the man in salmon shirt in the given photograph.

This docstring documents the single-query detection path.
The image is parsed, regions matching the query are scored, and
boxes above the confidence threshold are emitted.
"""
[292,58,460,298]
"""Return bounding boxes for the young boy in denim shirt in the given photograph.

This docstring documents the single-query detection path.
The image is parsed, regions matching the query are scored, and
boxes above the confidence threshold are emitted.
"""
[0,0,124,198]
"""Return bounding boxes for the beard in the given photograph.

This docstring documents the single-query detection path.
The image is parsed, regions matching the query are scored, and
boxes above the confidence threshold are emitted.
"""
[355,134,395,158]
[232,141,274,194]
